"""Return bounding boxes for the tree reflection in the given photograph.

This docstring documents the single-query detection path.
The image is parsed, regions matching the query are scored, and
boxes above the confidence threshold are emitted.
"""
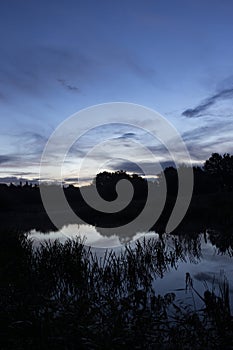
[208,228,233,256]
[176,233,202,263]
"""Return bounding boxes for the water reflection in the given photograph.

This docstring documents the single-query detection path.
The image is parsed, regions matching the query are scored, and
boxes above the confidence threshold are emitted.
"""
[207,228,233,256]
[27,226,233,311]
[151,233,233,311]
[28,223,160,248]
[1,209,233,309]
[26,222,233,259]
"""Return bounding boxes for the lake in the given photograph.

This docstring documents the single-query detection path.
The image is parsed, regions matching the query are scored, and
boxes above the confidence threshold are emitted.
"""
[28,224,233,311]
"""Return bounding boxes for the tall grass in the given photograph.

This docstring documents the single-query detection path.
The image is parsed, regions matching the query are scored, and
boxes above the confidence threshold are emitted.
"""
[0,234,232,349]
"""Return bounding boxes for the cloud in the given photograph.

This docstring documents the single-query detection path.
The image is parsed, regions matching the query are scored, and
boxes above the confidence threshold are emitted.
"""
[0,155,17,164]
[176,120,233,162]
[114,132,138,142]
[185,135,233,162]
[21,131,47,143]
[11,171,38,176]
[182,87,233,118]
[0,176,39,185]
[64,176,93,184]
[0,46,91,101]
[181,126,210,142]
[181,122,232,142]
[122,132,136,138]
[0,131,48,170]
[17,131,48,156]
[124,55,156,83]
[107,159,174,175]
[57,79,80,92]
[108,160,144,174]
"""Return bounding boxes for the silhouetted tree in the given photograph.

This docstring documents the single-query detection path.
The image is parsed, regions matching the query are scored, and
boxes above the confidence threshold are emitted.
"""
[204,153,233,191]
[204,153,223,175]
[94,170,147,200]
[193,166,218,194]
[158,167,178,196]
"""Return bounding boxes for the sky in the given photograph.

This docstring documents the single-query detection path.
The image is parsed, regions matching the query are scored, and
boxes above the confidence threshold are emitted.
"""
[1,0,233,185]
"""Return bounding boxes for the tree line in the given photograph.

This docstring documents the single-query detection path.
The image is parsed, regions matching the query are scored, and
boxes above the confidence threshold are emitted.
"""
[1,152,233,212]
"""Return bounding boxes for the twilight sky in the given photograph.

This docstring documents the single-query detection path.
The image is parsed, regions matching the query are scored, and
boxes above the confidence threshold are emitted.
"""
[1,0,233,185]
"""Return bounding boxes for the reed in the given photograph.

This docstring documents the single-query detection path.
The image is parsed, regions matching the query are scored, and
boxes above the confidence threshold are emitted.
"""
[0,233,232,349]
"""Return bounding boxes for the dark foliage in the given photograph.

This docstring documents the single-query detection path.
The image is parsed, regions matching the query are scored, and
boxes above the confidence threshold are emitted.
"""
[204,153,233,191]
[1,153,233,236]
[0,234,232,349]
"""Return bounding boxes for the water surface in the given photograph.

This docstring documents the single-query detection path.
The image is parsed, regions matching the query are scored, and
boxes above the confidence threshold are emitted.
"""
[28,224,233,310]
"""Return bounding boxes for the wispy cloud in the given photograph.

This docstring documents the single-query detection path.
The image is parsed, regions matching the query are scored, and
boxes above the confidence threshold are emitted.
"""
[182,87,233,118]
[107,159,172,175]
[17,131,48,157]
[57,79,80,92]
[0,155,17,164]
[181,121,233,142]
[64,176,93,184]
[0,132,48,172]
[0,46,91,101]
[124,55,156,83]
